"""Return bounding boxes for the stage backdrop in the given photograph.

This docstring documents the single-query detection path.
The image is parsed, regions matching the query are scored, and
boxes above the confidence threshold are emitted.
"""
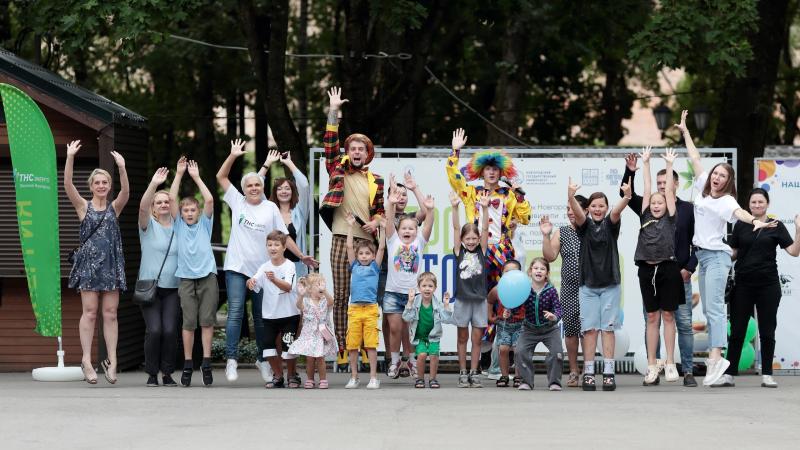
[316,150,726,354]
[755,159,800,372]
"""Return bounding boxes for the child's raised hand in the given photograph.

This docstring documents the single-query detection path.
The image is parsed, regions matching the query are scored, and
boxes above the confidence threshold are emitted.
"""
[443,292,452,308]
[246,278,257,290]
[187,160,200,178]
[345,211,357,227]
[539,215,553,236]
[449,191,460,207]
[567,177,581,196]
[621,178,632,198]
[639,145,652,164]
[662,147,677,165]
[407,288,416,304]
[478,190,491,208]
[176,156,187,175]
[543,310,557,321]
[422,194,435,210]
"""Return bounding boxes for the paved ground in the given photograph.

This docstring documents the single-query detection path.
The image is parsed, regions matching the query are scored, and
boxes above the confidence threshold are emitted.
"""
[1,370,798,449]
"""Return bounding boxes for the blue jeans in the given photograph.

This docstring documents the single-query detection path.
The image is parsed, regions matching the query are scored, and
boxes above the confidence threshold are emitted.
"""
[642,280,694,373]
[695,249,731,349]
[675,280,694,373]
[225,270,265,361]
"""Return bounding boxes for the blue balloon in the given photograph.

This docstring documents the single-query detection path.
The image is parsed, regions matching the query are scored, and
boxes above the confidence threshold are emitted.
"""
[497,270,532,309]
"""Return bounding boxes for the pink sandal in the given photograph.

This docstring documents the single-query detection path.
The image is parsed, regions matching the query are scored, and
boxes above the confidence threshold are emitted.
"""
[304,380,315,389]
[318,380,329,389]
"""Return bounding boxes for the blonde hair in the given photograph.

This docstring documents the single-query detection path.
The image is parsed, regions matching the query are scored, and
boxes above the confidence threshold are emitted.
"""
[304,273,325,292]
[240,172,264,192]
[87,168,112,188]
[151,190,171,219]
[417,271,438,287]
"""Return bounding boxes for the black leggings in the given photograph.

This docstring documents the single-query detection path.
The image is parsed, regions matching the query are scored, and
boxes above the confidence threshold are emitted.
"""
[725,281,781,376]
[140,287,180,376]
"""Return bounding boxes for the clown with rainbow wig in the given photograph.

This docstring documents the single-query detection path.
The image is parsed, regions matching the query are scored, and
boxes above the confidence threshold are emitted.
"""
[446,128,531,289]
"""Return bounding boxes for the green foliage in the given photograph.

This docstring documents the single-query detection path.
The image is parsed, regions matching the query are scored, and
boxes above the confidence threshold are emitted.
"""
[628,0,759,78]
[212,337,259,363]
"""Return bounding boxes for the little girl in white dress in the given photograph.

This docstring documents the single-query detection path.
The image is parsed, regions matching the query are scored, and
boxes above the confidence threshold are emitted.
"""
[288,273,338,388]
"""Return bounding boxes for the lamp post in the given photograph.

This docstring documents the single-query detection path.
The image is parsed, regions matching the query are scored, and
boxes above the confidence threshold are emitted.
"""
[692,105,711,140]
[653,103,672,139]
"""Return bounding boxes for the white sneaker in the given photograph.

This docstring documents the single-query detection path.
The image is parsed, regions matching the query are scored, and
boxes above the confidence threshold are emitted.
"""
[387,361,400,379]
[255,360,273,383]
[409,361,418,378]
[702,358,730,386]
[345,377,360,389]
[664,364,679,382]
[644,365,659,385]
[366,378,380,389]
[486,372,502,380]
[710,374,735,388]
[761,375,778,388]
[225,359,238,382]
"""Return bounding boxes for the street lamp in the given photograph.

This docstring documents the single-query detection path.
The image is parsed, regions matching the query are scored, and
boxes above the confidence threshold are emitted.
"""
[653,103,672,139]
[692,105,711,140]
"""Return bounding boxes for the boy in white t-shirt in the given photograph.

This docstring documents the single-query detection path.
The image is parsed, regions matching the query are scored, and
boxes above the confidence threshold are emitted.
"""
[247,230,300,388]
[383,174,436,379]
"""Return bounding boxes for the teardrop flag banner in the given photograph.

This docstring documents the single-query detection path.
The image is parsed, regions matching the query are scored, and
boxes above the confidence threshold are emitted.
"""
[0,83,62,336]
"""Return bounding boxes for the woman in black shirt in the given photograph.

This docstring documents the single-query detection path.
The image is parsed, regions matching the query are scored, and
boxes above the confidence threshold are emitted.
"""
[724,188,800,388]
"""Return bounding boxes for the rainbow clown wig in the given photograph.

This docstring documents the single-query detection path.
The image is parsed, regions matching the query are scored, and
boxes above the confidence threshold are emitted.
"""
[465,149,518,181]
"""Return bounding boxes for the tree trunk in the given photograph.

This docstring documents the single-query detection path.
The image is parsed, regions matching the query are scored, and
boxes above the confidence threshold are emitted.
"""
[194,57,222,243]
[341,0,373,136]
[713,0,789,201]
[226,90,243,190]
[238,0,304,170]
[598,56,629,145]
[297,0,309,153]
[486,16,525,146]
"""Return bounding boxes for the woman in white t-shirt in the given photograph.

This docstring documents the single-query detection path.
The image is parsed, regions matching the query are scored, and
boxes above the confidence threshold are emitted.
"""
[216,139,318,384]
[676,110,774,387]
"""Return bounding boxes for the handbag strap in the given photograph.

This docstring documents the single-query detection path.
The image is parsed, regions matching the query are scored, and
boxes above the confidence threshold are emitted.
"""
[80,207,108,246]
[155,231,175,281]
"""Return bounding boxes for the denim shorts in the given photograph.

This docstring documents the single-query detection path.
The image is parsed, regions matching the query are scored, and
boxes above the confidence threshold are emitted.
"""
[495,321,522,347]
[382,291,408,314]
[579,284,621,332]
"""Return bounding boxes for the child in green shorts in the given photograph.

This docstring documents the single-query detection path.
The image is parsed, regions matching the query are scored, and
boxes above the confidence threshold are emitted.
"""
[402,272,453,388]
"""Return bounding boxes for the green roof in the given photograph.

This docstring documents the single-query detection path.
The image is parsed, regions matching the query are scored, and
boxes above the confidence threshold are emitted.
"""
[0,47,147,128]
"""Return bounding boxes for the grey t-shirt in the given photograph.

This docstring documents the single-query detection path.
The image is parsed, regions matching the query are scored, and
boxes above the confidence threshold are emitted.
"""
[634,208,677,264]
[577,215,621,288]
[455,245,487,301]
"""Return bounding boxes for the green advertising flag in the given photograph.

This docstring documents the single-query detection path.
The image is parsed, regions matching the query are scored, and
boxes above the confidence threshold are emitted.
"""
[1,83,62,337]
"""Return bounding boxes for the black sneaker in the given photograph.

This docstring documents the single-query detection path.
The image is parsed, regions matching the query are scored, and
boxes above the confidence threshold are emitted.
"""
[683,374,698,387]
[201,366,213,386]
[162,374,177,387]
[180,368,193,387]
[146,375,159,387]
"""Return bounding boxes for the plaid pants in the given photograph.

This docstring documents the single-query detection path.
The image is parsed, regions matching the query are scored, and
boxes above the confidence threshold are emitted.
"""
[330,234,370,348]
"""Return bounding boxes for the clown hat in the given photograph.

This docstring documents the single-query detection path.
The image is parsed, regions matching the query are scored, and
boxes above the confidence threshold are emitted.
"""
[465,149,518,181]
[344,133,375,165]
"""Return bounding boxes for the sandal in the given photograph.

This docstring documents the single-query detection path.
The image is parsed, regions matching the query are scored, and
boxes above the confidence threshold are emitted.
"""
[265,377,285,389]
[496,376,509,388]
[415,378,425,389]
[602,373,616,391]
[429,379,440,389]
[100,359,117,384]
[582,374,596,391]
[318,380,329,389]
[304,380,315,389]
[81,363,97,385]
[566,372,579,388]
[512,376,523,388]
[288,374,302,389]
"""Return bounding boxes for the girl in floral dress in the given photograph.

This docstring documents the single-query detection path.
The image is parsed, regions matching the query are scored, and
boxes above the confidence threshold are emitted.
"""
[288,274,338,389]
